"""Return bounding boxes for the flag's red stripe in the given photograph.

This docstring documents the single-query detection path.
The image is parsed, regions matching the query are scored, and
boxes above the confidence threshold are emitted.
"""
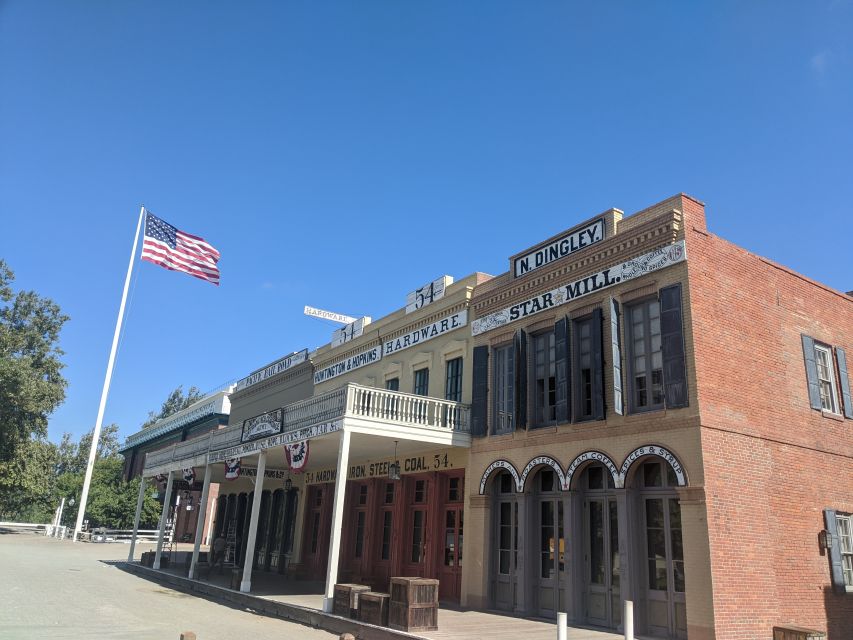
[142,240,220,276]
[142,254,220,285]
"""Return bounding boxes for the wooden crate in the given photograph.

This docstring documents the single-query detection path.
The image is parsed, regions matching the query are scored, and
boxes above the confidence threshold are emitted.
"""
[358,592,390,627]
[333,583,370,619]
[773,626,826,640]
[389,577,439,605]
[388,600,438,632]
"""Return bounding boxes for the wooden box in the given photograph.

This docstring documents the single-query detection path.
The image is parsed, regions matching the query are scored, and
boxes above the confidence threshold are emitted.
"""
[388,577,439,632]
[140,551,154,567]
[773,626,826,640]
[333,583,370,619]
[358,592,390,627]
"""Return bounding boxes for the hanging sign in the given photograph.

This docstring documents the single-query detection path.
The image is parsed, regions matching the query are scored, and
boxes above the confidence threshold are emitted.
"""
[513,218,606,278]
[234,350,308,392]
[304,306,356,324]
[182,467,195,484]
[473,240,686,336]
[281,419,343,444]
[314,346,382,384]
[285,441,310,473]
[383,310,467,356]
[241,408,283,443]
[405,275,453,314]
[332,316,372,347]
[224,458,241,481]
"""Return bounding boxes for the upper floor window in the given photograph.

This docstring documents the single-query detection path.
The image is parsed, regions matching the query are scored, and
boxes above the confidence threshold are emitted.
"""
[386,377,399,391]
[533,331,556,426]
[837,513,853,589]
[413,368,429,396]
[815,344,839,414]
[802,335,851,418]
[493,344,514,434]
[445,357,463,403]
[573,316,594,420]
[627,299,664,412]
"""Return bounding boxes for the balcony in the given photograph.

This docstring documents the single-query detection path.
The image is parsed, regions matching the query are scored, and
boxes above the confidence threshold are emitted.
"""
[143,383,470,475]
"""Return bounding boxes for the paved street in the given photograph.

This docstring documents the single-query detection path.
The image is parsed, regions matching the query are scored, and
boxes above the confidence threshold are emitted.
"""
[0,532,336,640]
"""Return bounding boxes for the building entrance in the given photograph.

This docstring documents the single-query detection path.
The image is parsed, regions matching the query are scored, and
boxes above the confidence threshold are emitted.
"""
[532,469,566,618]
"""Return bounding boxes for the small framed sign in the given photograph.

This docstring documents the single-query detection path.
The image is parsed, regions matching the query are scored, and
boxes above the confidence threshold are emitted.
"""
[241,408,284,443]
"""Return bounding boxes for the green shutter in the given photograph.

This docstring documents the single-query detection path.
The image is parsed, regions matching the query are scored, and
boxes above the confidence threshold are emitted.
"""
[471,346,489,437]
[555,317,569,423]
[514,329,528,430]
[824,509,847,595]
[802,335,822,410]
[610,297,624,416]
[836,347,853,419]
[591,308,605,420]
[660,283,689,408]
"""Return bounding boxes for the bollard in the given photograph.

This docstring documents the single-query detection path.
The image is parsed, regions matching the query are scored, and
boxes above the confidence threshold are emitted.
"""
[624,600,634,640]
[556,612,567,640]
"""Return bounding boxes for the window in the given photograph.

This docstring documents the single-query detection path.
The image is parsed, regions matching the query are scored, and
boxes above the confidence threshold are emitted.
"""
[381,511,393,560]
[448,477,462,502]
[386,377,399,391]
[533,331,557,426]
[574,316,594,420]
[414,479,427,503]
[357,484,368,505]
[815,344,840,414]
[445,357,463,402]
[627,299,664,412]
[837,514,853,589]
[413,368,429,396]
[384,482,395,504]
[493,344,514,434]
[354,511,365,557]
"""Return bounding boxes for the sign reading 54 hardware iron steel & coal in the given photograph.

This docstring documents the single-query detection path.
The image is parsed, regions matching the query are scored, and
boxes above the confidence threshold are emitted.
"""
[241,408,283,443]
[473,240,686,336]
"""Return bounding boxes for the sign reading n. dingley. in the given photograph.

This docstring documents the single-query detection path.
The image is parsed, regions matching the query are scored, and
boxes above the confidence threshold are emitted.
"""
[314,346,382,384]
[513,218,606,278]
[241,408,283,443]
[235,350,308,392]
[384,310,468,356]
[473,240,686,336]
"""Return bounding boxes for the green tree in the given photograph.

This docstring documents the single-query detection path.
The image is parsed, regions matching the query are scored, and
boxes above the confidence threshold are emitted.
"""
[140,385,204,429]
[0,436,59,521]
[56,423,121,475]
[0,259,69,462]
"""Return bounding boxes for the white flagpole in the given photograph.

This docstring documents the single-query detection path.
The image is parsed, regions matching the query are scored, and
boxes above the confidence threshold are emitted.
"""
[73,206,146,542]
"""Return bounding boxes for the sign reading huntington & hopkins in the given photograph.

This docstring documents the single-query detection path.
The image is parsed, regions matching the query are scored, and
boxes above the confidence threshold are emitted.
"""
[473,240,686,336]
[513,218,606,278]
[235,349,309,392]
[314,346,382,384]
[241,408,283,443]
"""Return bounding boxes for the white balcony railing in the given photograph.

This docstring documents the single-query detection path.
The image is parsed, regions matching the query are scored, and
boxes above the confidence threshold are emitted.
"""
[142,383,470,474]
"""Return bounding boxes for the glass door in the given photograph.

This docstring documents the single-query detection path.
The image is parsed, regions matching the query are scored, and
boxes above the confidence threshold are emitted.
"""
[644,496,686,638]
[585,497,621,628]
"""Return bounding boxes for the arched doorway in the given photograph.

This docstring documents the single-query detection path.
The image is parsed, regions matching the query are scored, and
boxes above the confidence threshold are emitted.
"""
[490,469,519,612]
[576,463,621,629]
[631,458,686,639]
[529,467,566,618]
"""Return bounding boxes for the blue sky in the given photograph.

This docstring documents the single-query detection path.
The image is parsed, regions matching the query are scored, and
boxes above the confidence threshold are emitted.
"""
[1,1,851,445]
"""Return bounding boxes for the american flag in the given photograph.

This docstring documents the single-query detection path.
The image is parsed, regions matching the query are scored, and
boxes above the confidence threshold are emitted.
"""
[141,211,220,285]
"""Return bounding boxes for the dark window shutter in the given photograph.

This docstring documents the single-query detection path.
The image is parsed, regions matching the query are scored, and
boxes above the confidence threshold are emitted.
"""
[660,283,689,409]
[471,346,489,437]
[801,335,822,410]
[591,308,605,420]
[836,347,853,419]
[824,509,847,595]
[514,329,528,430]
[610,298,624,416]
[555,317,569,423]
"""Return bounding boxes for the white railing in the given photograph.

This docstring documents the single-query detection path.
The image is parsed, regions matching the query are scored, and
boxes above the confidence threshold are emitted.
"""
[143,383,470,473]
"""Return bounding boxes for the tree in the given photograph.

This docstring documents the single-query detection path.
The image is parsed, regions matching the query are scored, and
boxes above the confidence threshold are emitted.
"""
[140,385,204,429]
[0,436,59,521]
[56,423,121,475]
[0,259,69,462]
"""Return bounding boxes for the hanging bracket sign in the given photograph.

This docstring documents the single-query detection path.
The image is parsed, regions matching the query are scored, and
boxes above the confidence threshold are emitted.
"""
[241,408,283,443]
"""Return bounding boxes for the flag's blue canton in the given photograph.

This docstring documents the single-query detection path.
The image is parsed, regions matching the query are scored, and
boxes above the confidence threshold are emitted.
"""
[145,213,177,249]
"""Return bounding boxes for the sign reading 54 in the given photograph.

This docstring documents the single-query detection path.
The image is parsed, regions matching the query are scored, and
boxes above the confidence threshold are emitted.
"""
[406,275,453,314]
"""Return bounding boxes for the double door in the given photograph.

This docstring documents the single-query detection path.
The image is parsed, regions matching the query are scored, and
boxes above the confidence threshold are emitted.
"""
[584,496,621,628]
[643,496,686,639]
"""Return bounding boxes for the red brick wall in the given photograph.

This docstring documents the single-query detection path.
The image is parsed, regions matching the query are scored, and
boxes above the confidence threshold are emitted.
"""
[687,225,853,639]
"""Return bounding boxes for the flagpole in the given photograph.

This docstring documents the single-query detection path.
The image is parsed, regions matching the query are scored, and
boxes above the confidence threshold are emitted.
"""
[73,206,146,542]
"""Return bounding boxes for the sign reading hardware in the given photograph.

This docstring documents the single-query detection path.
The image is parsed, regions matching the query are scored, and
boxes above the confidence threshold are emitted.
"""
[241,409,283,443]
[304,305,356,324]
[472,240,686,336]
[314,346,382,383]
[235,350,308,392]
[514,218,606,278]
[383,310,468,355]
[405,275,453,314]
[332,316,372,347]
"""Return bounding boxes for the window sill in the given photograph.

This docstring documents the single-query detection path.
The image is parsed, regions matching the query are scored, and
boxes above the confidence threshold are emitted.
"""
[821,409,844,422]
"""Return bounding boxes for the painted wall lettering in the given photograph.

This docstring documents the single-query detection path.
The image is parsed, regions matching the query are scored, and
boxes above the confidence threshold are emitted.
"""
[513,219,606,278]
[383,310,468,356]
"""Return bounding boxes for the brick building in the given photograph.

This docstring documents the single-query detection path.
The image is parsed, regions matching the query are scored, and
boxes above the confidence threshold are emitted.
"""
[464,194,852,639]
